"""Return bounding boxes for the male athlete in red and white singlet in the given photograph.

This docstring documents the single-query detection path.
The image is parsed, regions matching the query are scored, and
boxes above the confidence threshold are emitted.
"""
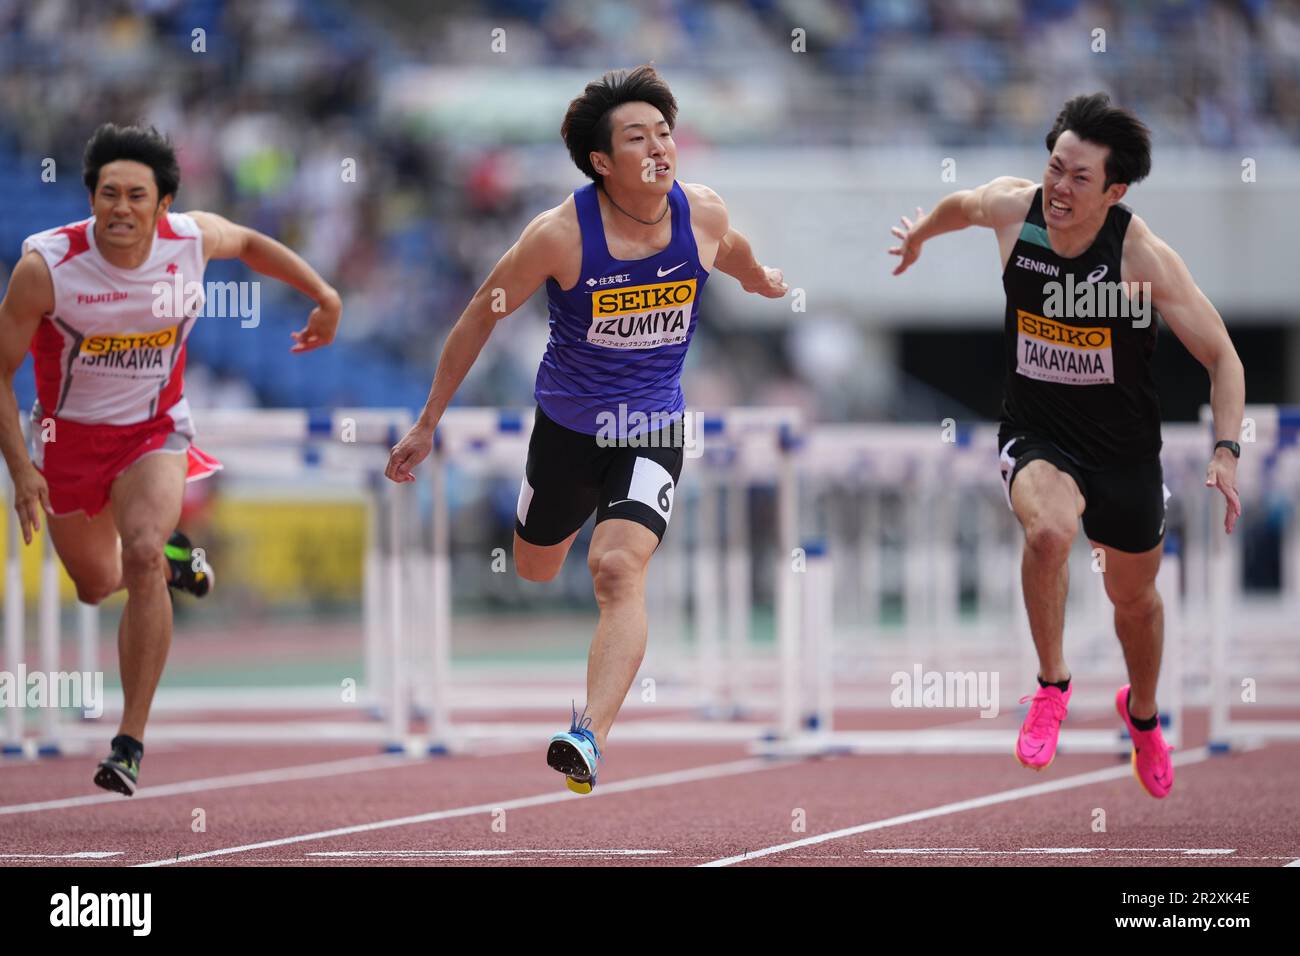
[0,124,342,794]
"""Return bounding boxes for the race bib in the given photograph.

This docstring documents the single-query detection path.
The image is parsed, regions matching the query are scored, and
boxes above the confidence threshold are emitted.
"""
[1015,310,1113,385]
[588,279,695,350]
[77,324,179,377]
[619,457,675,523]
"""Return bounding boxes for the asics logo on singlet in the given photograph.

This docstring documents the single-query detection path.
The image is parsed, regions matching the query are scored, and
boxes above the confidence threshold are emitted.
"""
[1085,264,1108,283]
[1015,255,1060,277]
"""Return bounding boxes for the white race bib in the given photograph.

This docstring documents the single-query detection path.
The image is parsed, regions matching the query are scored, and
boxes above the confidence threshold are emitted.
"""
[1015,309,1114,386]
[587,279,695,350]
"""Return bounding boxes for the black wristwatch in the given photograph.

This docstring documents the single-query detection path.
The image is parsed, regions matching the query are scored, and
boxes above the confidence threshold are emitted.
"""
[1214,439,1241,459]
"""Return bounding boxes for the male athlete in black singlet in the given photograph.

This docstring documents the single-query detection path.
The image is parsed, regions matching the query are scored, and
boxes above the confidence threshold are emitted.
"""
[889,93,1245,798]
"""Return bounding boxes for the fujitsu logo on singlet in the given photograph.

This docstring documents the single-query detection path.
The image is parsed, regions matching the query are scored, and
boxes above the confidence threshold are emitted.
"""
[76,291,129,305]
[587,279,695,350]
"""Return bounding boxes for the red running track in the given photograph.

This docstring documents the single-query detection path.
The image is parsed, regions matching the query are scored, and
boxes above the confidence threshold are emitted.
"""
[2,707,1298,867]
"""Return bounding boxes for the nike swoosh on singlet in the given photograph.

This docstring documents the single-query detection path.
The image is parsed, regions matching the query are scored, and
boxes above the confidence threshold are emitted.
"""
[657,262,688,277]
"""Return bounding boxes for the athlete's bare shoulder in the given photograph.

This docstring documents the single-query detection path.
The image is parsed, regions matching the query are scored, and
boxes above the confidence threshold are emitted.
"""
[525,196,580,243]
[988,176,1036,193]
[1122,212,1157,249]
[679,182,728,240]
[3,250,55,317]
[963,176,1036,229]
[516,197,581,261]
[0,251,55,366]
[1121,213,1177,284]
[187,210,239,262]
[510,195,583,290]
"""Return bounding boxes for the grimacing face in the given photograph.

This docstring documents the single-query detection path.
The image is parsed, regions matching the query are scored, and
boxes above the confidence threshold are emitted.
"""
[592,101,676,195]
[1042,130,1126,229]
[91,159,171,249]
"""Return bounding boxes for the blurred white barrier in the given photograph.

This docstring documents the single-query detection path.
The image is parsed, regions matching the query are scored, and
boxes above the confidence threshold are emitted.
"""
[2,408,417,755]
[5,406,1294,759]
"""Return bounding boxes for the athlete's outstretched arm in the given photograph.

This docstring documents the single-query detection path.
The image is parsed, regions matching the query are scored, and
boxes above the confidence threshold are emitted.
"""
[384,210,563,483]
[0,251,55,543]
[889,176,1034,275]
[715,228,787,297]
[684,183,787,297]
[189,211,342,353]
[1127,220,1245,533]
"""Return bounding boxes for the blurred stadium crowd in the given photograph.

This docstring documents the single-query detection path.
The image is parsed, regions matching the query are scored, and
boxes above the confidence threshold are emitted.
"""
[1,0,1296,419]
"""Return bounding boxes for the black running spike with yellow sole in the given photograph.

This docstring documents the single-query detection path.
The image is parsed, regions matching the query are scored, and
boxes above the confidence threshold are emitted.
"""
[547,739,594,793]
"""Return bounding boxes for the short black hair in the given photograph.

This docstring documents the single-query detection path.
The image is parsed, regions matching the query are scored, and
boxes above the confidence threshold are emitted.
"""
[1045,93,1151,188]
[82,124,180,200]
[561,65,678,183]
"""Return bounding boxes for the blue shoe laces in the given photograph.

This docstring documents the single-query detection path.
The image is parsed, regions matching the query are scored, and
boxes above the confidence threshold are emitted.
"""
[568,701,602,762]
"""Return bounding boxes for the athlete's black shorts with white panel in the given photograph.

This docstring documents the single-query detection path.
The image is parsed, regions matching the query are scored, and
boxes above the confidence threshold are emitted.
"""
[998,187,1167,554]
[515,405,684,547]
[998,426,1169,553]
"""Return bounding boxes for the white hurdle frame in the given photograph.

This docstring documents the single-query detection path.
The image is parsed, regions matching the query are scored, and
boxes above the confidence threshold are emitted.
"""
[3,430,30,754]
[418,406,802,751]
[2,414,69,756]
[14,406,1275,759]
[1,408,420,755]
[1202,404,1300,750]
[761,421,1189,756]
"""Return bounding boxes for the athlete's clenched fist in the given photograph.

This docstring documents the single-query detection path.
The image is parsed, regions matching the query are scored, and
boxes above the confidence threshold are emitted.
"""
[385,421,435,483]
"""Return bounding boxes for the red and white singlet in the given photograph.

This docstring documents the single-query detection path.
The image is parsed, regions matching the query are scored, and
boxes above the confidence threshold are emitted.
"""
[21,213,221,516]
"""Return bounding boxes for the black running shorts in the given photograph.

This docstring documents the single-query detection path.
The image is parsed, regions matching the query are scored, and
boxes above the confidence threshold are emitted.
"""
[515,405,685,547]
[997,425,1169,554]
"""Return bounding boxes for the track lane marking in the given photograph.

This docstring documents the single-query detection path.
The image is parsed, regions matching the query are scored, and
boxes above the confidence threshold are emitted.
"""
[701,747,1215,866]
[0,754,416,815]
[136,757,780,867]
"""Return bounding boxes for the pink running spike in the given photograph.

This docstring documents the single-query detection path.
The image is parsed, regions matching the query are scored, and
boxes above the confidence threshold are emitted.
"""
[1115,684,1175,799]
[1015,683,1071,770]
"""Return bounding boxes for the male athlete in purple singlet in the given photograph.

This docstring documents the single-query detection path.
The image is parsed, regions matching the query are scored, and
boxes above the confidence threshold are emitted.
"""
[386,65,787,792]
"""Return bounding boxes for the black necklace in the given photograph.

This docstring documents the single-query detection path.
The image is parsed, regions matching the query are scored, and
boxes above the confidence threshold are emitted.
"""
[603,189,669,226]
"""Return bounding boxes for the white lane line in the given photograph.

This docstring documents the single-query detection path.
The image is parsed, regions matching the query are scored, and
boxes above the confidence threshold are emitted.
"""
[137,854,1300,866]
[0,852,123,859]
[307,849,669,858]
[865,847,1235,857]
[137,757,780,867]
[1,741,550,812]
[0,754,416,816]
[701,746,1213,867]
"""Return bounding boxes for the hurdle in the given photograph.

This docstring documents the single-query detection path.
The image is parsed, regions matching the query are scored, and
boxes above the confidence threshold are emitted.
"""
[415,406,803,751]
[757,420,1190,756]
[2,415,74,756]
[1,408,421,755]
[1202,404,1300,750]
